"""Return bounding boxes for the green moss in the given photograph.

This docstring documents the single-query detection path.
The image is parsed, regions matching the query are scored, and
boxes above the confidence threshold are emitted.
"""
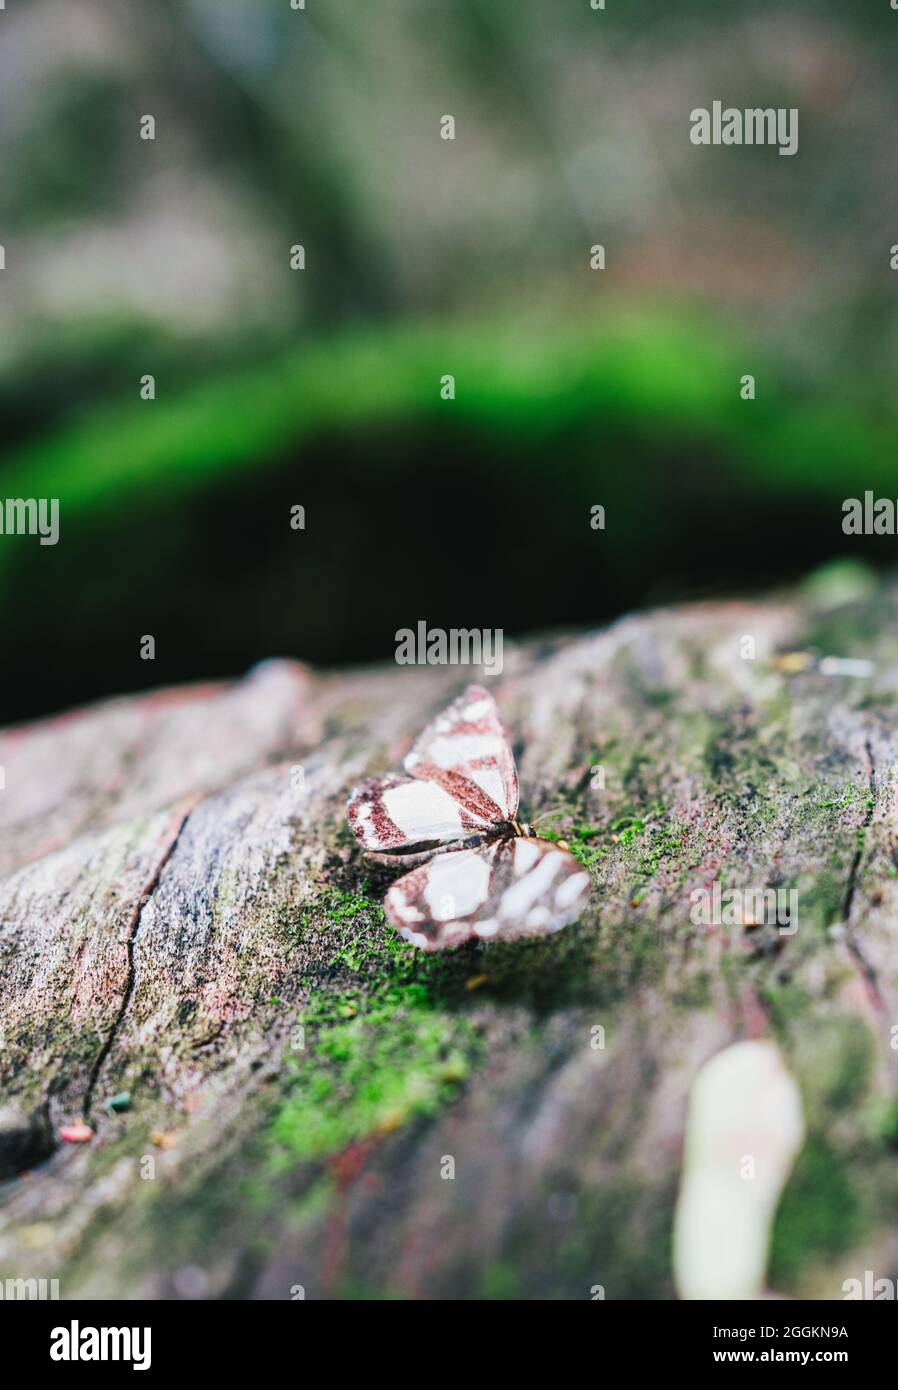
[553,1174,675,1298]
[636,828,683,878]
[543,802,677,883]
[267,984,477,1166]
[769,1136,864,1287]
[819,1019,875,1115]
[787,865,849,937]
[816,786,857,810]
[779,1017,875,1125]
[567,840,607,872]
[671,971,712,1009]
[610,815,645,841]
[868,1099,898,1151]
[326,887,379,925]
[242,877,488,1170]
[759,981,815,1036]
[479,1262,522,1299]
[540,824,607,871]
[799,559,878,612]
[0,308,811,525]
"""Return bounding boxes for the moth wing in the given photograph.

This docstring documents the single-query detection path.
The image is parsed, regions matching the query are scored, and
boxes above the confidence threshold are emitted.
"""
[346,772,494,854]
[403,684,519,824]
[385,837,591,951]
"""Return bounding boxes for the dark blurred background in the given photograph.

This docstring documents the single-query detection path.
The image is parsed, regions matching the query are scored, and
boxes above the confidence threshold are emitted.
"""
[2,0,898,724]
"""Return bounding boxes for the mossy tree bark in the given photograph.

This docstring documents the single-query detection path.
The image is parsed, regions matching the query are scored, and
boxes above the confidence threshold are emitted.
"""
[1,577,897,1298]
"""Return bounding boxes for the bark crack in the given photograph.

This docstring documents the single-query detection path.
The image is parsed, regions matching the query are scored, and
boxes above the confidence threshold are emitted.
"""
[841,739,884,1011]
[82,799,197,1119]
[841,740,875,922]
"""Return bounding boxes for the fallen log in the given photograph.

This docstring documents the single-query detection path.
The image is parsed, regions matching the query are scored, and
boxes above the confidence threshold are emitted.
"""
[1,572,897,1299]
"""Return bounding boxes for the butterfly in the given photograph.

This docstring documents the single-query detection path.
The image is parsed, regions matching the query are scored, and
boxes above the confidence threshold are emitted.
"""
[346,685,592,950]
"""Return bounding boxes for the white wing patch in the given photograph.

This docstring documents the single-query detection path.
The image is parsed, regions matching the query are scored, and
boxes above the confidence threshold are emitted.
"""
[408,733,504,771]
[384,837,591,951]
[421,850,491,920]
[497,848,566,919]
[403,684,519,822]
[346,771,493,853]
[513,837,542,874]
[382,781,464,838]
[555,871,591,909]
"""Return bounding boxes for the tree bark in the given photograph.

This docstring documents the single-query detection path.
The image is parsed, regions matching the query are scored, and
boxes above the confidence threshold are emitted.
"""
[1,578,897,1299]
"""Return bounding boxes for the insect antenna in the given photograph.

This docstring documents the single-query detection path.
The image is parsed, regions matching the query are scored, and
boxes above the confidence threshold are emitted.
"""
[529,805,570,829]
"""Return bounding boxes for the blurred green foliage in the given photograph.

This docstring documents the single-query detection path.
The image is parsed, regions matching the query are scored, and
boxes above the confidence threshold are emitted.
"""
[6,306,898,524]
[2,0,898,718]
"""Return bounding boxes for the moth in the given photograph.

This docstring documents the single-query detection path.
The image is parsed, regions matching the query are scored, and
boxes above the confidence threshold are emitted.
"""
[346,685,592,950]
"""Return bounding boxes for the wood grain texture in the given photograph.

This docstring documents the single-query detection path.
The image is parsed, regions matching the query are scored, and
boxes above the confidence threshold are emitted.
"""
[2,580,897,1299]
